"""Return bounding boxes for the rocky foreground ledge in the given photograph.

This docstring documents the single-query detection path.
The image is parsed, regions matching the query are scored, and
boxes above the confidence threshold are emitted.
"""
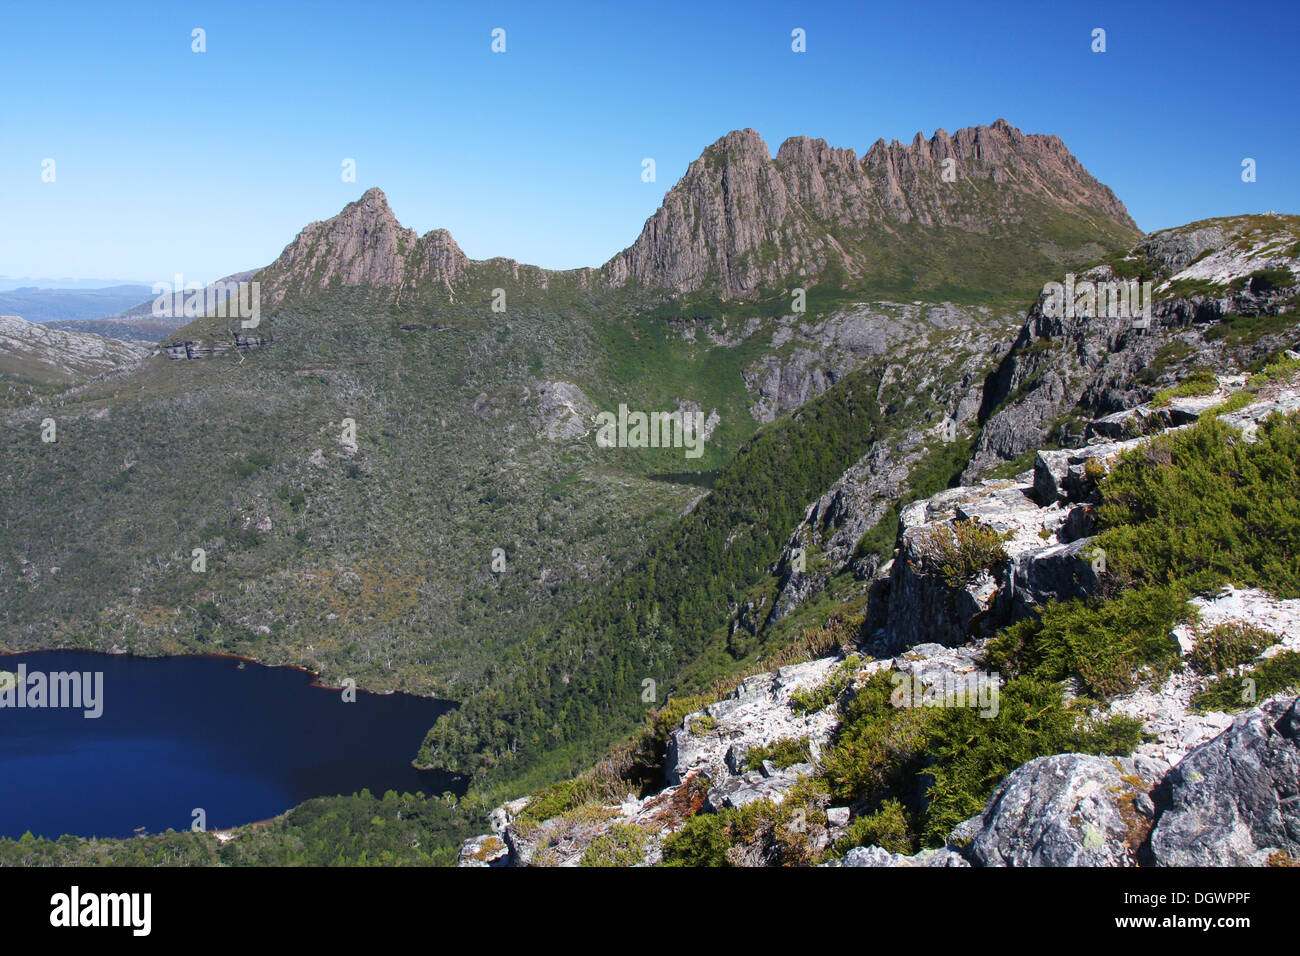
[460,378,1300,867]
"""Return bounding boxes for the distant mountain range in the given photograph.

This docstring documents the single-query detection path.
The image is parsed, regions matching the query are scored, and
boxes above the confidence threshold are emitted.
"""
[0,285,155,325]
[0,277,152,292]
[38,270,262,342]
[258,119,1140,311]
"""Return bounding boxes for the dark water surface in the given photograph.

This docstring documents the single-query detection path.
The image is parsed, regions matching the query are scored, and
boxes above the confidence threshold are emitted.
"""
[0,650,460,839]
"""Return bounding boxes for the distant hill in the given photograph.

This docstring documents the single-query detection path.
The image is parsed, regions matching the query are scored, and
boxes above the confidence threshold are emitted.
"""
[40,270,262,342]
[0,285,154,325]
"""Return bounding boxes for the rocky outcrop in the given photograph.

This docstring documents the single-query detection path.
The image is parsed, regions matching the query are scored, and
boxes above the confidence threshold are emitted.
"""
[161,331,273,360]
[665,657,852,789]
[836,845,969,867]
[259,188,470,308]
[529,381,595,441]
[874,457,1110,653]
[963,216,1300,481]
[0,314,147,381]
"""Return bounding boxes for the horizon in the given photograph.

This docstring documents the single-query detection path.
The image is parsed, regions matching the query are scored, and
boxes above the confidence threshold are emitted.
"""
[3,0,1298,285]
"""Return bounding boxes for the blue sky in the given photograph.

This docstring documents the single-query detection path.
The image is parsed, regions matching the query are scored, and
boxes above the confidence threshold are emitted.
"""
[2,0,1297,285]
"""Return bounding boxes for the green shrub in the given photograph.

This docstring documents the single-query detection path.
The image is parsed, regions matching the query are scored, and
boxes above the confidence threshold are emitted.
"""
[820,670,938,804]
[580,823,647,867]
[1229,268,1296,293]
[1096,413,1300,599]
[819,671,1143,848]
[919,520,1012,588]
[744,736,812,772]
[921,677,1143,844]
[1153,371,1218,406]
[660,814,730,867]
[1188,621,1275,676]
[836,798,913,856]
[986,586,1190,699]
[1191,650,1300,713]
[514,776,608,828]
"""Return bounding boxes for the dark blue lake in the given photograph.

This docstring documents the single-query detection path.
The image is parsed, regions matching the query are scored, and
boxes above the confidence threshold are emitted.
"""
[0,650,461,840]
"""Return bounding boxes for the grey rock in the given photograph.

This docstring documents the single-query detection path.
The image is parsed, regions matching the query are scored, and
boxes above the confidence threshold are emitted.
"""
[1149,696,1300,866]
[826,807,851,828]
[958,753,1164,867]
[837,845,970,867]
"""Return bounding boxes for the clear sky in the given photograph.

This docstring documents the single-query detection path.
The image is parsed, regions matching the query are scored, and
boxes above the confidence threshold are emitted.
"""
[2,0,1297,285]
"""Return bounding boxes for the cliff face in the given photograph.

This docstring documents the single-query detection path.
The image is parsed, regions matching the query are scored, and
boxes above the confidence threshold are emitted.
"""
[963,214,1300,480]
[602,120,1139,298]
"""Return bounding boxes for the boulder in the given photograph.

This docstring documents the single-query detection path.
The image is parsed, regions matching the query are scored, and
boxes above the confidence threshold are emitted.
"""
[954,753,1166,867]
[1149,696,1300,866]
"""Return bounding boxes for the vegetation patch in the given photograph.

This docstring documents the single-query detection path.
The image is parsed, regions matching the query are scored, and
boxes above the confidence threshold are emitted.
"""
[1187,621,1276,676]
[1191,650,1300,713]
[1152,371,1218,406]
[580,822,647,867]
[819,670,1142,851]
[918,520,1012,588]
[987,587,1190,698]
[744,736,812,772]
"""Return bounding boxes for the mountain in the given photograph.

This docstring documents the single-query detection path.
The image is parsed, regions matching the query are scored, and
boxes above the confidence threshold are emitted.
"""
[602,120,1139,301]
[252,121,1138,312]
[0,285,155,325]
[0,277,151,293]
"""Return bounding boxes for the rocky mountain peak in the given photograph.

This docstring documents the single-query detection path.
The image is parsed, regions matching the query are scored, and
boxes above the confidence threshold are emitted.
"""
[260,188,467,308]
[605,119,1141,300]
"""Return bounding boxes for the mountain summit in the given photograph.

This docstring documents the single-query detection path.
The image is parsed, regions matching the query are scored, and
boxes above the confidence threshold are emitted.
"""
[259,187,468,308]
[603,119,1139,299]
